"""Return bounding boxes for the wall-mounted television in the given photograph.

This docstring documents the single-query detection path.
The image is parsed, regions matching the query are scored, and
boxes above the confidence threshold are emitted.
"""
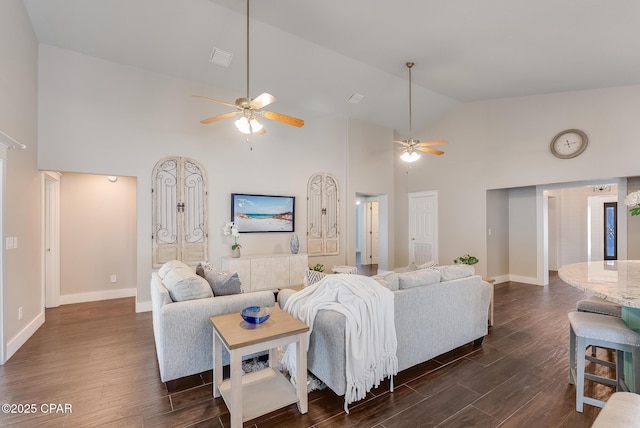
[231,193,295,233]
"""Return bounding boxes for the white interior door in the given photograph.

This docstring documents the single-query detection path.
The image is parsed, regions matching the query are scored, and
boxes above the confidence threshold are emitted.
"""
[369,201,379,264]
[42,172,60,308]
[408,191,438,264]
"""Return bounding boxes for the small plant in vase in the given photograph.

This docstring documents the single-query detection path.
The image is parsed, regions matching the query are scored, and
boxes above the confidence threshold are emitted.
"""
[223,221,241,257]
[453,254,479,265]
[311,264,324,272]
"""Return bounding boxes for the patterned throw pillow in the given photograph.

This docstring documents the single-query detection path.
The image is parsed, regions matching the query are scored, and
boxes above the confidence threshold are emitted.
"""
[196,260,216,277]
[305,269,327,285]
[417,260,439,270]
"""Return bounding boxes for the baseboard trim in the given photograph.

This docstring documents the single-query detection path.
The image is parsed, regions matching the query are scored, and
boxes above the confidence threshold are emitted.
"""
[508,274,541,285]
[6,310,45,362]
[59,288,136,305]
[492,274,510,284]
[136,300,152,313]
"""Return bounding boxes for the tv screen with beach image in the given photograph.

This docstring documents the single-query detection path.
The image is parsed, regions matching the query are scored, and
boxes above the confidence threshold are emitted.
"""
[231,193,295,233]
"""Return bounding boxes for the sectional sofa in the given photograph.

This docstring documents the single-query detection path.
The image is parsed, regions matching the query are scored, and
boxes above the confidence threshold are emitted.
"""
[277,265,492,401]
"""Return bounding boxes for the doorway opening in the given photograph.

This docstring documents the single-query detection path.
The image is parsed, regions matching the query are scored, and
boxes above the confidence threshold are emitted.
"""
[355,194,382,276]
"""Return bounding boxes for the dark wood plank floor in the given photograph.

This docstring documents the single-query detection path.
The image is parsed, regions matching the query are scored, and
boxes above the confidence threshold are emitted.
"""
[0,272,616,427]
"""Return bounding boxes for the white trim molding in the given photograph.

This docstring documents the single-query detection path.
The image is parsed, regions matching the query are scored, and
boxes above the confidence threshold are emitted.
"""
[59,288,136,305]
[136,300,152,313]
[0,129,27,150]
[6,311,45,362]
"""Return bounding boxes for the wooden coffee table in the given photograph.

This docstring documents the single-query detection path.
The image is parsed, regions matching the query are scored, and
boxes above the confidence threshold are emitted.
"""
[210,306,309,428]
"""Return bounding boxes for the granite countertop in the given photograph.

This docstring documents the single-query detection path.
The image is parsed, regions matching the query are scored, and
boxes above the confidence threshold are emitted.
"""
[558,260,640,309]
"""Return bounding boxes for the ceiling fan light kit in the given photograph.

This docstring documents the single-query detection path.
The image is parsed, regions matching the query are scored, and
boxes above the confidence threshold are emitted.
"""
[395,62,447,163]
[400,150,421,163]
[194,0,304,135]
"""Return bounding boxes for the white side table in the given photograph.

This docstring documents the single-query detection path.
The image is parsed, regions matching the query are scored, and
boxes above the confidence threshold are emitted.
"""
[483,277,496,326]
[210,307,309,428]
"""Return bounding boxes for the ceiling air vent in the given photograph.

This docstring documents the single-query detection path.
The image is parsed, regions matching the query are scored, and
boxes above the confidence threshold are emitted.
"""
[209,48,233,67]
[346,93,365,104]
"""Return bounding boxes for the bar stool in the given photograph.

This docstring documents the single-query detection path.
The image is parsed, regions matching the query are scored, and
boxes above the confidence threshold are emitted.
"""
[576,295,622,318]
[576,296,622,357]
[568,311,640,412]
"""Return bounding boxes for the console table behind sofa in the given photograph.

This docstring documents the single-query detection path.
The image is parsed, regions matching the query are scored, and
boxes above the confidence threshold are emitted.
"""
[222,253,308,292]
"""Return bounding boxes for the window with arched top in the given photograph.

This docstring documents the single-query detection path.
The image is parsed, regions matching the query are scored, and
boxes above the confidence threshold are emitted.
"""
[307,173,339,256]
[152,157,208,267]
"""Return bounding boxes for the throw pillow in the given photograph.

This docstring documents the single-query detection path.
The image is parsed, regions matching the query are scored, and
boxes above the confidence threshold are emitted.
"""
[437,264,475,282]
[196,260,216,277]
[398,268,441,289]
[158,259,192,280]
[202,270,243,296]
[417,260,439,270]
[162,268,213,301]
[306,269,327,285]
[371,271,399,291]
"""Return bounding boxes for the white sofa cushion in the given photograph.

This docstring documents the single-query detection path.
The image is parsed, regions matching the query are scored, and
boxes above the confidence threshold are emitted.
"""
[158,259,191,279]
[159,260,213,302]
[437,264,475,282]
[398,268,441,289]
[371,271,399,291]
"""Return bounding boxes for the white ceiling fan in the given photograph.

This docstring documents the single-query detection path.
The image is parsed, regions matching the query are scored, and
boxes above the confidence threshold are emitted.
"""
[193,0,304,134]
[394,62,447,162]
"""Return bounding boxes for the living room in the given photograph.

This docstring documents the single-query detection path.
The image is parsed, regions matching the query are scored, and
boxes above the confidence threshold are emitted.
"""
[3,1,640,425]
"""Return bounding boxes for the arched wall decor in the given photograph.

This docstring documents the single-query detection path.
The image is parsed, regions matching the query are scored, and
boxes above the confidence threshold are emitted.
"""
[307,172,339,256]
[152,157,208,267]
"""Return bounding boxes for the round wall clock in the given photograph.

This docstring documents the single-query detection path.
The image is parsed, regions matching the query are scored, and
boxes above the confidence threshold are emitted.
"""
[550,129,588,159]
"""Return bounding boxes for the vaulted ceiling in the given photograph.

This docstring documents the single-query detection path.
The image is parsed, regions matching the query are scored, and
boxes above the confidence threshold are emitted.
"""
[23,0,640,136]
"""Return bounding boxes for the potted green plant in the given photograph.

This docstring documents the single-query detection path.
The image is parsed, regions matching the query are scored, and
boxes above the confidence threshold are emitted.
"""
[453,254,479,265]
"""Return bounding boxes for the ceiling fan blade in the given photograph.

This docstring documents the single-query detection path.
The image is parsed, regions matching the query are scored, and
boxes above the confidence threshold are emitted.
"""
[199,111,238,124]
[250,92,277,110]
[416,147,445,156]
[261,110,304,128]
[393,140,410,146]
[192,95,237,108]
[416,140,448,147]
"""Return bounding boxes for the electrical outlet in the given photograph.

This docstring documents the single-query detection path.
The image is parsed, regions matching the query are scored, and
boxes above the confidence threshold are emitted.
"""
[110,275,117,283]
[18,307,22,320]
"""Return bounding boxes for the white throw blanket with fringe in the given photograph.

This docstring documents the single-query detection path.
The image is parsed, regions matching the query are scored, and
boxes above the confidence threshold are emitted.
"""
[280,274,398,412]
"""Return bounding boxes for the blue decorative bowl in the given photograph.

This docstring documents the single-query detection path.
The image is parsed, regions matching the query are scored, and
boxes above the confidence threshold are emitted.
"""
[241,306,272,324]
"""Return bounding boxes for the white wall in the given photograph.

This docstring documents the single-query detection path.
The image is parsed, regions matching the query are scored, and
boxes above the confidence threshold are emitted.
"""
[508,187,538,281]
[486,189,509,278]
[546,185,618,266]
[396,86,640,278]
[347,119,395,271]
[59,173,137,301]
[0,0,41,362]
[37,45,390,309]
